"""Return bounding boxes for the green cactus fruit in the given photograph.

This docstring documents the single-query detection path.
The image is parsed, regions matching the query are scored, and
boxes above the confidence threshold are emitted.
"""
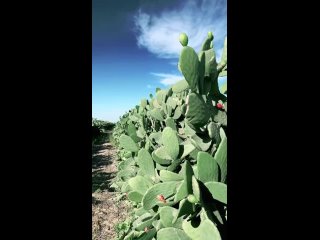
[201,32,214,51]
[142,181,179,210]
[159,170,184,182]
[205,181,227,204]
[179,46,199,92]
[214,136,227,183]
[197,151,219,183]
[165,117,177,131]
[150,108,164,121]
[128,191,143,203]
[152,148,172,165]
[187,194,198,204]
[179,33,188,46]
[185,93,210,129]
[162,127,180,160]
[159,206,178,227]
[119,134,139,152]
[172,79,189,93]
[138,148,156,178]
[128,175,153,195]
[157,227,191,240]
[173,106,182,120]
[182,219,221,240]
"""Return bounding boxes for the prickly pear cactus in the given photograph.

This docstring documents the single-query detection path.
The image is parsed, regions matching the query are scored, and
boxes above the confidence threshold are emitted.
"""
[111,30,227,239]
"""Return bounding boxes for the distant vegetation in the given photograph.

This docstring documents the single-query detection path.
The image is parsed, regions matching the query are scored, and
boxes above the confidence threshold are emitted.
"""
[92,118,115,144]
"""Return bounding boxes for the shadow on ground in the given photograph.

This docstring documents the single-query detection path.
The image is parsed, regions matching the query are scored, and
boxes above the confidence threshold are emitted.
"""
[92,170,116,193]
[92,140,116,193]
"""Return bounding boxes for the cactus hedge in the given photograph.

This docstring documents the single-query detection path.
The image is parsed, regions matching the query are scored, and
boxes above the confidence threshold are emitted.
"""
[111,31,227,240]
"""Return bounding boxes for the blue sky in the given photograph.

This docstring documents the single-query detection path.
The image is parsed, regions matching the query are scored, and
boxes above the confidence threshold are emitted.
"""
[93,0,227,122]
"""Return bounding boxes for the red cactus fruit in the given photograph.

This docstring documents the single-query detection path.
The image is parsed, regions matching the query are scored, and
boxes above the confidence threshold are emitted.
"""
[157,194,167,203]
[216,102,224,109]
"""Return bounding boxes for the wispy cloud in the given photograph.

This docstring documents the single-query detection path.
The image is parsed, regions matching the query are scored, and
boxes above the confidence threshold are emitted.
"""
[169,61,178,66]
[134,0,227,60]
[147,84,154,89]
[150,72,183,86]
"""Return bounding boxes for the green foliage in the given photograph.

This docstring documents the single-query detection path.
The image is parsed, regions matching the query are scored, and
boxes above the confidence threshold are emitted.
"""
[179,33,189,47]
[112,31,227,239]
[92,118,115,144]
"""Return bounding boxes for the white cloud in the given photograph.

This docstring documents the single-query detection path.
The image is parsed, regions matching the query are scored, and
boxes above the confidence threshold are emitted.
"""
[147,84,154,88]
[134,0,227,60]
[150,72,183,86]
[169,61,178,66]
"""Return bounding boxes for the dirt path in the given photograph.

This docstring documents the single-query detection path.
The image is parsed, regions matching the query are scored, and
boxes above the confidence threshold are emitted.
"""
[92,142,131,240]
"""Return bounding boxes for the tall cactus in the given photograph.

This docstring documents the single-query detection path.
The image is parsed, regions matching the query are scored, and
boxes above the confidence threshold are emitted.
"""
[111,30,227,240]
